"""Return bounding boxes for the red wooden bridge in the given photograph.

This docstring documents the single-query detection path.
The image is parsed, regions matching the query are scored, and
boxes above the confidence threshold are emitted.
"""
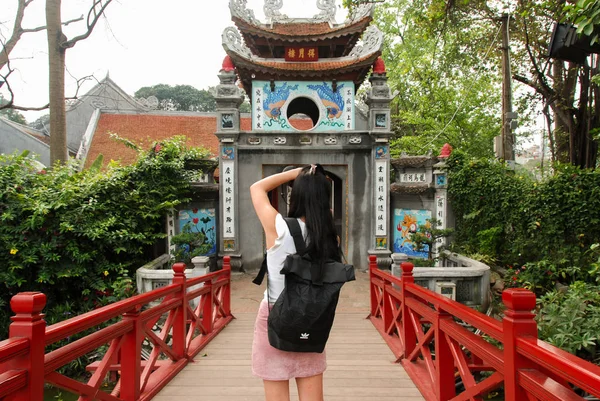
[1,256,600,401]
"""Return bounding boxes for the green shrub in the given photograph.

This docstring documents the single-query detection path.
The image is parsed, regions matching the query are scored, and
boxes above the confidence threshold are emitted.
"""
[447,152,600,292]
[0,137,211,338]
[537,282,600,362]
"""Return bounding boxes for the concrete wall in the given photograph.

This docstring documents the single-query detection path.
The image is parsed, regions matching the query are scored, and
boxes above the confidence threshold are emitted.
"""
[236,138,373,271]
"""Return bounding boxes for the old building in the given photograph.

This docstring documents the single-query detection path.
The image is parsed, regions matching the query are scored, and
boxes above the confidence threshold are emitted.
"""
[215,0,392,270]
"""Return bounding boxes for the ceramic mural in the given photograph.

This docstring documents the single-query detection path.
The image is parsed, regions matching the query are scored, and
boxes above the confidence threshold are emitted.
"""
[178,208,217,256]
[393,209,432,258]
[252,80,355,132]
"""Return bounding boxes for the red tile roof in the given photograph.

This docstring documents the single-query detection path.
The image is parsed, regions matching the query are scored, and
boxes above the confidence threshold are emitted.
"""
[85,113,318,169]
[85,113,252,168]
[233,16,371,41]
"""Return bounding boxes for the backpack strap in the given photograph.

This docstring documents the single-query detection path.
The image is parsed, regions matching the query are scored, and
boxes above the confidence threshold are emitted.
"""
[252,254,268,285]
[283,217,306,255]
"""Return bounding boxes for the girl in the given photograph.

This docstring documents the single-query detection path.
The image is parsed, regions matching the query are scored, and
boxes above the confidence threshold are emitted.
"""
[250,164,341,401]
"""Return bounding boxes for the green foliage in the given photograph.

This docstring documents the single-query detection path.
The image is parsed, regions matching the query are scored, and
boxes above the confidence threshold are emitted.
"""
[0,137,211,337]
[565,0,600,44]
[134,84,216,112]
[537,282,600,361]
[0,95,27,125]
[411,218,453,260]
[448,151,600,293]
[378,0,501,158]
[170,222,212,265]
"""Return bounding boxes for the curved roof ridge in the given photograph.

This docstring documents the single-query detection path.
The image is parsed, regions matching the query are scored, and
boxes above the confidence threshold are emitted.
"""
[229,0,374,33]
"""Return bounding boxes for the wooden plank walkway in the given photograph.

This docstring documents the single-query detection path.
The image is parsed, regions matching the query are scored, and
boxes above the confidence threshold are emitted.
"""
[154,311,425,400]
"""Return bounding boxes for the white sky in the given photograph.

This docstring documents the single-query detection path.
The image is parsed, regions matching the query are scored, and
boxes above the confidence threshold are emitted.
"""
[1,0,349,122]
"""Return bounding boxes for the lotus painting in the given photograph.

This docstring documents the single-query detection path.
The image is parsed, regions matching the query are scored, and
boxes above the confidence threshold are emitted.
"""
[178,208,217,256]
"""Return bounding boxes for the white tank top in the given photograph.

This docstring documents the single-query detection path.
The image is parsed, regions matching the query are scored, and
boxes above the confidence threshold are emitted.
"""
[264,214,307,303]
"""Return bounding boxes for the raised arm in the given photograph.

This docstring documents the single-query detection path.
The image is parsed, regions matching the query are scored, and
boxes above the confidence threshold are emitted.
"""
[250,167,303,249]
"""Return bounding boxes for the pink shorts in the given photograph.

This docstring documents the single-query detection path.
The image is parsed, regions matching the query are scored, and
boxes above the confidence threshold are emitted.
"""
[251,300,327,381]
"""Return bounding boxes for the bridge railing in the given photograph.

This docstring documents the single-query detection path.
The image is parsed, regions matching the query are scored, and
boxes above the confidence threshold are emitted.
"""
[0,256,233,401]
[368,255,600,401]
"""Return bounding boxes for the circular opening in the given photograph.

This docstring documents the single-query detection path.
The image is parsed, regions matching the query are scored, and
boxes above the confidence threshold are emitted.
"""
[286,97,320,131]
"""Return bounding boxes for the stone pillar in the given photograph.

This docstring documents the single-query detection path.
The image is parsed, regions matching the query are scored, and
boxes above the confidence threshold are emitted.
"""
[433,160,448,260]
[390,252,408,278]
[215,56,244,271]
[366,57,393,268]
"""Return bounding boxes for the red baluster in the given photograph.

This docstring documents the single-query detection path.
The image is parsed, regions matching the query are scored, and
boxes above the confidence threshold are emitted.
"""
[369,255,378,317]
[120,305,142,401]
[171,262,188,359]
[5,292,46,401]
[400,262,416,358]
[222,256,231,316]
[435,309,455,400]
[502,289,537,401]
[202,270,214,335]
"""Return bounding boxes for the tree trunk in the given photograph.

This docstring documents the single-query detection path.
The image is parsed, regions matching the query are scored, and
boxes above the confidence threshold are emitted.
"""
[552,60,572,164]
[46,0,68,165]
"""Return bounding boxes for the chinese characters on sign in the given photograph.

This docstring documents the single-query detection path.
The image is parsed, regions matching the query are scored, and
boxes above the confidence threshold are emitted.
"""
[375,160,387,236]
[400,171,427,183]
[222,161,235,238]
[285,47,319,62]
[435,195,446,247]
[343,87,354,131]
[253,86,263,131]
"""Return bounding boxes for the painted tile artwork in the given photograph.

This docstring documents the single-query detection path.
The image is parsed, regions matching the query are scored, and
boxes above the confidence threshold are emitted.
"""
[178,208,217,256]
[252,80,355,132]
[393,209,432,258]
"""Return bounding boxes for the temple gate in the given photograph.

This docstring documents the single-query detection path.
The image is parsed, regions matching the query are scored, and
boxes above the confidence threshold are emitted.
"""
[214,0,393,270]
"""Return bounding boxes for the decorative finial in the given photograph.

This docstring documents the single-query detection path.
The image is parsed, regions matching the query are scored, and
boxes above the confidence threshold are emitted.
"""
[222,55,235,72]
[373,57,386,74]
[439,143,453,158]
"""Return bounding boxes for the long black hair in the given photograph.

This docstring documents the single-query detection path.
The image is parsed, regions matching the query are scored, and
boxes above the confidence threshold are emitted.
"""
[288,164,341,264]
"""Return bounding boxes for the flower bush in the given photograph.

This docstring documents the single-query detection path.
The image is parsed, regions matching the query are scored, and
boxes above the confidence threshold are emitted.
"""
[0,137,211,338]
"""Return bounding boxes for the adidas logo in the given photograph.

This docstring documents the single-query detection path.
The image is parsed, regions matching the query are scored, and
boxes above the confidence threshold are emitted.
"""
[300,333,309,340]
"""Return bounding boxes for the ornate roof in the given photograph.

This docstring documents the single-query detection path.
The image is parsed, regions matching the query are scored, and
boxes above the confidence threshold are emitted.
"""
[222,24,383,93]
[229,0,374,57]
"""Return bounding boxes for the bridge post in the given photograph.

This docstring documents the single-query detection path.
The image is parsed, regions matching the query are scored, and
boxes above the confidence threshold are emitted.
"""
[369,255,378,317]
[202,271,214,335]
[222,256,231,316]
[502,289,537,401]
[435,309,456,400]
[5,292,46,401]
[121,305,142,401]
[171,262,188,359]
[400,262,416,358]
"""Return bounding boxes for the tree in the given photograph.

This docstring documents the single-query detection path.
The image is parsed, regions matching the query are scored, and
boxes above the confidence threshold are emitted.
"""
[0,0,84,110]
[511,0,599,168]
[1,0,113,166]
[0,95,27,125]
[134,84,217,112]
[46,0,113,165]
[368,0,502,158]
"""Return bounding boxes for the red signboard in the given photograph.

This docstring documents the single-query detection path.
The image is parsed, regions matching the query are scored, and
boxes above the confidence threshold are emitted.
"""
[285,46,319,62]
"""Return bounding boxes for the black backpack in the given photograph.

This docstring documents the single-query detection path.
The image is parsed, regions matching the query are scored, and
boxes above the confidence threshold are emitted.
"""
[253,217,355,353]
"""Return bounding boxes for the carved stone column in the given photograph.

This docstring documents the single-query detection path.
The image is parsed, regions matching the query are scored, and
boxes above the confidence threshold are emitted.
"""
[367,57,393,268]
[215,56,244,271]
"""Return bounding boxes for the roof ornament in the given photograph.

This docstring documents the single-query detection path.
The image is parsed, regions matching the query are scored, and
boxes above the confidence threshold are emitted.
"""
[313,0,336,24]
[229,0,259,25]
[349,25,383,58]
[347,3,374,23]
[264,0,288,24]
[222,27,252,59]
